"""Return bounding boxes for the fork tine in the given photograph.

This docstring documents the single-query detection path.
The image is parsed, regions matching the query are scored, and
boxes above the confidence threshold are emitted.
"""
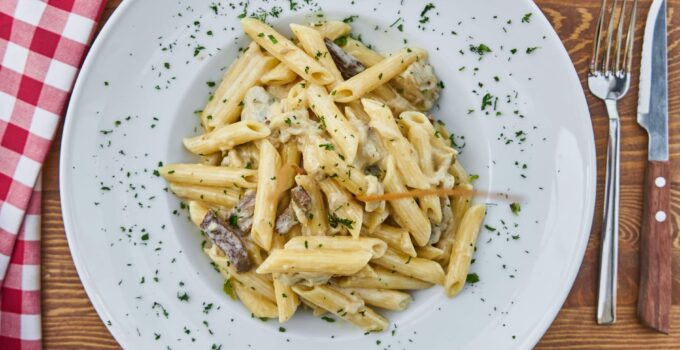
[623,0,638,74]
[603,0,619,73]
[590,0,608,74]
[614,0,627,73]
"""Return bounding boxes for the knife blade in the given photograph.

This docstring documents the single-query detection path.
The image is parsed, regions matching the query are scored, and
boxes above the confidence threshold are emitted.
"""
[637,0,668,159]
[636,0,671,334]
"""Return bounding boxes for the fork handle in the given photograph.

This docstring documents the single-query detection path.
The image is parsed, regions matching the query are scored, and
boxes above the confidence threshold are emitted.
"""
[638,160,672,333]
[597,102,620,325]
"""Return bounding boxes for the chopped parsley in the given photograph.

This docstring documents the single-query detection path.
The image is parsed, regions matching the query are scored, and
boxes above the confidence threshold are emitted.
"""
[206,81,216,87]
[510,202,521,215]
[268,34,278,44]
[469,43,492,57]
[342,15,358,23]
[466,273,480,283]
[334,35,348,47]
[328,213,354,229]
[228,213,238,227]
[321,316,336,323]
[319,143,334,151]
[419,3,435,23]
[177,292,189,301]
[521,13,532,23]
[481,93,494,110]
[526,46,540,54]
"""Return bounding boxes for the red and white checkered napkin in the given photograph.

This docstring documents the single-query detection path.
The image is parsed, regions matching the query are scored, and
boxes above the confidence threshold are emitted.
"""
[0,0,105,348]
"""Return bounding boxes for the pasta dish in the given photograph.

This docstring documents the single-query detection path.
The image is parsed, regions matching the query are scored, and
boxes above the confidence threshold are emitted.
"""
[160,17,486,332]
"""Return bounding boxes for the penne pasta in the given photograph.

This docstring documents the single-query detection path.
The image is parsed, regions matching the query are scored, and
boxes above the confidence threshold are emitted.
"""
[444,204,485,297]
[183,120,271,155]
[372,248,445,285]
[233,280,279,319]
[365,225,417,257]
[162,18,483,331]
[307,84,359,162]
[241,18,335,85]
[160,163,258,188]
[256,248,372,275]
[363,98,430,189]
[294,174,330,235]
[342,37,384,67]
[291,24,344,86]
[381,156,431,246]
[292,285,388,331]
[188,200,210,227]
[207,54,278,128]
[169,183,240,208]
[284,236,387,258]
[200,41,262,129]
[335,265,432,290]
[331,48,427,102]
[251,140,281,251]
[416,245,444,260]
[260,62,298,86]
[318,178,364,238]
[344,288,412,311]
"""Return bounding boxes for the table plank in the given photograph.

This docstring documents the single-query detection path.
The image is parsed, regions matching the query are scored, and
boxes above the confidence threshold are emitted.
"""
[41,0,680,348]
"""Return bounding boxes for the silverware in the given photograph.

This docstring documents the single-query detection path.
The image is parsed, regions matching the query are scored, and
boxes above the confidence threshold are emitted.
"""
[636,0,671,334]
[587,0,638,325]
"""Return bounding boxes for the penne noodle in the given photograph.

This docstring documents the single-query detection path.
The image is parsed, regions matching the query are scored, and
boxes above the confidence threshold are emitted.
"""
[362,206,390,233]
[284,236,387,258]
[318,178,364,238]
[260,62,298,86]
[342,38,384,67]
[233,280,279,319]
[363,98,430,189]
[275,142,302,198]
[307,84,359,162]
[188,200,210,227]
[366,225,417,257]
[344,288,412,311]
[241,18,335,85]
[290,24,344,86]
[416,245,445,260]
[183,120,271,155]
[272,237,300,323]
[381,156,431,246]
[200,41,262,129]
[292,285,388,331]
[335,265,432,290]
[251,140,281,251]
[444,204,485,297]
[256,248,372,275]
[207,246,276,301]
[331,48,427,102]
[207,54,278,128]
[294,174,330,235]
[160,163,258,188]
[169,183,240,208]
[372,248,445,285]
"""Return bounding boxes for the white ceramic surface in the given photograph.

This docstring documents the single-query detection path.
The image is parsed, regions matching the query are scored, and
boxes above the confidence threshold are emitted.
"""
[60,0,595,349]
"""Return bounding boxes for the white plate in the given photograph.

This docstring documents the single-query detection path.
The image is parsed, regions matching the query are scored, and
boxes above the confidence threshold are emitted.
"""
[60,0,595,349]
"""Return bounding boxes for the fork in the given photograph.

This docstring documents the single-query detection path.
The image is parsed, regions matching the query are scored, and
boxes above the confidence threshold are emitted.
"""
[587,0,638,325]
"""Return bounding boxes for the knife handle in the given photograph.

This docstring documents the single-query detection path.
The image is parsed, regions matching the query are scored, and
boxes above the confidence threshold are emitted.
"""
[638,160,672,333]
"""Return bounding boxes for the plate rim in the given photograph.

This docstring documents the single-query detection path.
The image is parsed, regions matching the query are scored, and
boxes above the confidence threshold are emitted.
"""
[59,0,597,348]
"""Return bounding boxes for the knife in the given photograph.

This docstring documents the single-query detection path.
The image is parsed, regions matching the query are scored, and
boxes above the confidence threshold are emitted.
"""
[636,0,671,334]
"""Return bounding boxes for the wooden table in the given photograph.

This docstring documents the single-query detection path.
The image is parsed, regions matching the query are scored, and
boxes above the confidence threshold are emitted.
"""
[41,0,680,348]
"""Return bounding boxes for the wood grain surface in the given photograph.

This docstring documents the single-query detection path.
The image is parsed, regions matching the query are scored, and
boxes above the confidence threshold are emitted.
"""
[41,0,680,348]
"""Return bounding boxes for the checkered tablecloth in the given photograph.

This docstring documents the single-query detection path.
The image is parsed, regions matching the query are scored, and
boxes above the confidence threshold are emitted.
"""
[0,0,105,348]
